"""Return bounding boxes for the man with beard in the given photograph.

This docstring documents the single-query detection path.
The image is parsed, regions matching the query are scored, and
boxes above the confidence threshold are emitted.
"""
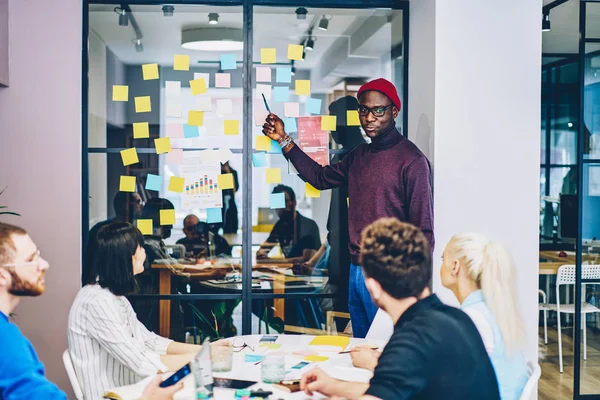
[256,185,320,261]
[0,223,182,400]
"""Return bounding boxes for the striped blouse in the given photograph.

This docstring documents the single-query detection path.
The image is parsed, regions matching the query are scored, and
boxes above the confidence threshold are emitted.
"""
[67,284,172,400]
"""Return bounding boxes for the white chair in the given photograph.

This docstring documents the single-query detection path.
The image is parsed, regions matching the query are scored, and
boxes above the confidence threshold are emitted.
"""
[62,349,84,400]
[518,361,541,400]
[539,289,549,344]
[541,265,600,373]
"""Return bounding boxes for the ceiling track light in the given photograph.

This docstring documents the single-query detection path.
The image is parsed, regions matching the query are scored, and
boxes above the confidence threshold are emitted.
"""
[542,12,551,32]
[115,7,128,26]
[162,5,174,17]
[208,13,219,25]
[295,7,308,20]
[133,38,143,52]
[305,35,315,51]
[291,61,296,76]
[301,51,306,61]
[318,15,331,31]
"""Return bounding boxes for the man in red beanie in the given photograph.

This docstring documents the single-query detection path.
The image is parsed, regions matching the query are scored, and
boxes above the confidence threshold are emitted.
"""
[262,78,433,338]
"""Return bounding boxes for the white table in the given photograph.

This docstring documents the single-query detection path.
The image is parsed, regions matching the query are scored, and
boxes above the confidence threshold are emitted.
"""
[108,334,383,400]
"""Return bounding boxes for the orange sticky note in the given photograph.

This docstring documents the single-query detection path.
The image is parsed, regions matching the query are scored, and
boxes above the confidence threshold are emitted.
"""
[142,63,159,80]
[218,173,235,190]
[295,80,311,96]
[154,137,172,154]
[347,110,360,126]
[224,120,239,135]
[256,136,271,151]
[133,122,149,139]
[168,176,185,193]
[188,111,204,127]
[306,182,320,198]
[136,219,153,235]
[287,44,304,61]
[112,85,128,102]
[135,96,151,113]
[321,115,337,131]
[261,48,276,64]
[160,209,176,225]
[173,54,190,71]
[190,78,207,95]
[119,176,136,192]
[266,168,281,184]
[120,148,139,166]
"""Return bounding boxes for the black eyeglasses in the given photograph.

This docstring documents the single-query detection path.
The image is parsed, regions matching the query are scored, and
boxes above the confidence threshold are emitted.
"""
[232,337,255,352]
[358,104,394,118]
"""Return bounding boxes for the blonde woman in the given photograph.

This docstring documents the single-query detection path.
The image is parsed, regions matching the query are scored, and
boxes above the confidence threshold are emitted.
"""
[440,233,528,400]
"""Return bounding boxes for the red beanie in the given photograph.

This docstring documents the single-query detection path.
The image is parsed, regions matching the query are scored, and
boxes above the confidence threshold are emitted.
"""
[357,78,401,111]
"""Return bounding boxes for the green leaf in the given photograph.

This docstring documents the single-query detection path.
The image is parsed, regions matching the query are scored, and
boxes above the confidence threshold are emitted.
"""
[0,212,20,216]
[189,304,218,338]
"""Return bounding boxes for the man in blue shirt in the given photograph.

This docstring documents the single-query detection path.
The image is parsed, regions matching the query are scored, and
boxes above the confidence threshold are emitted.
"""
[0,223,182,400]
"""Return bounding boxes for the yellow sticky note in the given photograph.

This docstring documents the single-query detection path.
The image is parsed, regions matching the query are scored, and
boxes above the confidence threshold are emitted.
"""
[135,96,151,113]
[133,122,149,139]
[173,54,190,71]
[309,335,351,350]
[137,219,153,235]
[266,168,281,184]
[295,80,311,96]
[190,78,207,95]
[304,355,329,362]
[120,148,139,166]
[188,111,204,127]
[142,63,159,80]
[321,115,337,131]
[347,110,360,126]
[256,136,271,151]
[306,183,320,198]
[218,173,234,190]
[168,176,185,193]
[261,48,276,64]
[224,120,239,135]
[259,343,282,350]
[119,176,136,192]
[160,209,176,226]
[287,44,304,60]
[112,85,128,102]
[154,137,172,154]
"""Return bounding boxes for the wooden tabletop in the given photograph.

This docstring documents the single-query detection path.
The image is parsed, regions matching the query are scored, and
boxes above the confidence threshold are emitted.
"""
[539,250,596,263]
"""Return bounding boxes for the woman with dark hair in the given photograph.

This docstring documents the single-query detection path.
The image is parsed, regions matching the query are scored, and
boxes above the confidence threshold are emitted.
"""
[67,222,220,400]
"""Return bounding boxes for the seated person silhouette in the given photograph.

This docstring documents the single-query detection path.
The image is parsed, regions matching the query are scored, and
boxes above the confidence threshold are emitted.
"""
[257,185,320,262]
[176,214,232,258]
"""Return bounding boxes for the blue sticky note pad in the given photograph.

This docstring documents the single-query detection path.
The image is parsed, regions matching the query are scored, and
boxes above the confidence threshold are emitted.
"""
[245,354,263,363]
[306,97,322,115]
[276,67,292,83]
[268,140,282,154]
[270,193,286,209]
[220,54,237,70]
[283,117,297,133]
[145,174,162,191]
[206,208,223,224]
[184,124,199,138]
[273,86,289,102]
[252,152,268,167]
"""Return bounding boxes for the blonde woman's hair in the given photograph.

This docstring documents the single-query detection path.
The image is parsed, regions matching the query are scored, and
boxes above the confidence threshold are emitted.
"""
[446,232,526,356]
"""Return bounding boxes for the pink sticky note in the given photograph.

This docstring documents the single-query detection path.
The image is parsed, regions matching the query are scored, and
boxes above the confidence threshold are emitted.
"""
[166,148,183,164]
[254,107,269,126]
[215,73,231,88]
[167,123,184,138]
[256,67,271,83]
[284,102,300,118]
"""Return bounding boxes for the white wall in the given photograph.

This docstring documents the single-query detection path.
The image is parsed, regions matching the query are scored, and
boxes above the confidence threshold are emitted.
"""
[409,0,542,368]
[0,0,81,396]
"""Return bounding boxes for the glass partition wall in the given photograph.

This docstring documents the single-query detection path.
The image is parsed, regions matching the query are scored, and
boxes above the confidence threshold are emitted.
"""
[83,1,408,341]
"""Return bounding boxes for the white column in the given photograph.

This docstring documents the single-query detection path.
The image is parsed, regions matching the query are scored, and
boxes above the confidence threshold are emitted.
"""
[409,0,542,368]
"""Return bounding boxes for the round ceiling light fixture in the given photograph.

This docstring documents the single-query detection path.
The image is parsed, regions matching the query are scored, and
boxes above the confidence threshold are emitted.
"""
[182,28,243,51]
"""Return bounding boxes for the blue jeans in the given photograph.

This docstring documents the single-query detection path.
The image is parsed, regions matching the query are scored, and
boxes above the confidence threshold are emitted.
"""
[348,263,378,338]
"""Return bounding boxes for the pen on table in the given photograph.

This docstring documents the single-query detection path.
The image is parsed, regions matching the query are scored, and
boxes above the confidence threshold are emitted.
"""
[339,346,379,354]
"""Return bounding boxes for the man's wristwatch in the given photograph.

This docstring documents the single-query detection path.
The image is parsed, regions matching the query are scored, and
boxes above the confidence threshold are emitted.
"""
[278,135,293,149]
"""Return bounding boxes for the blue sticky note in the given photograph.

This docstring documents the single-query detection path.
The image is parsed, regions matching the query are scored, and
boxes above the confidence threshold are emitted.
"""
[184,124,199,138]
[268,140,282,154]
[283,117,297,133]
[252,152,268,167]
[276,67,292,83]
[206,208,223,224]
[245,354,263,363]
[273,86,289,102]
[306,97,322,115]
[220,54,237,70]
[145,174,162,191]
[270,193,286,209]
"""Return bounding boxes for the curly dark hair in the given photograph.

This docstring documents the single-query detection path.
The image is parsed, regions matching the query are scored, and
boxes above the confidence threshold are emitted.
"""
[360,218,431,299]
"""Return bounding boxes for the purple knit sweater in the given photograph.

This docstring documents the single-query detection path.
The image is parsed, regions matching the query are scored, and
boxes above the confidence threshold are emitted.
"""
[285,125,434,265]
